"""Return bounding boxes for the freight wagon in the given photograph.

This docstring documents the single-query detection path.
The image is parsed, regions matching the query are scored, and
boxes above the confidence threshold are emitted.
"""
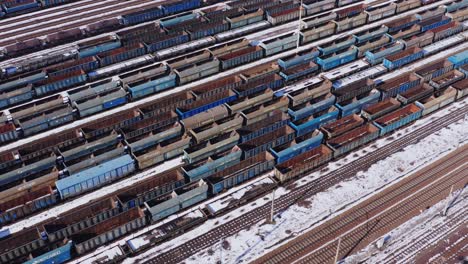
[401,31,435,48]
[451,78,468,99]
[415,59,454,81]
[365,42,405,65]
[332,78,375,103]
[366,2,396,22]
[270,130,324,163]
[56,154,135,199]
[335,90,381,117]
[286,79,332,107]
[429,69,465,90]
[274,144,333,182]
[383,46,425,70]
[257,32,298,56]
[303,0,335,15]
[240,124,296,159]
[377,73,422,99]
[207,151,275,194]
[416,87,457,115]
[430,21,464,42]
[227,89,274,113]
[327,123,380,157]
[396,83,434,104]
[278,48,320,70]
[353,25,389,44]
[288,94,335,122]
[237,110,289,143]
[373,103,423,135]
[317,47,358,71]
[361,97,401,120]
[320,114,365,138]
[300,22,336,44]
[448,49,468,67]
[290,106,340,137]
[145,180,208,222]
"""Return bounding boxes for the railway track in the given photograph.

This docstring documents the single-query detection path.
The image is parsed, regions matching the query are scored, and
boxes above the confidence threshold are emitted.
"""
[414,224,468,264]
[289,158,467,264]
[382,195,467,263]
[142,102,468,264]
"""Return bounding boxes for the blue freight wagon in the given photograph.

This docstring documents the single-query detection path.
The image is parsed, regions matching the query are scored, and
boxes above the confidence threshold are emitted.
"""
[336,91,381,117]
[418,15,451,32]
[280,62,319,82]
[97,43,147,67]
[318,36,356,56]
[316,48,358,71]
[145,180,208,222]
[445,0,468,12]
[17,105,74,136]
[278,48,320,70]
[121,7,164,25]
[383,46,424,70]
[2,0,40,14]
[288,95,336,121]
[161,0,201,15]
[176,91,237,119]
[183,150,242,181]
[78,36,122,58]
[290,107,340,137]
[353,26,389,44]
[160,12,198,28]
[365,42,405,65]
[240,125,296,158]
[127,73,177,99]
[270,130,324,163]
[34,70,87,96]
[24,241,73,264]
[47,57,100,77]
[0,84,33,109]
[208,152,276,194]
[0,123,18,144]
[377,73,421,99]
[0,70,47,93]
[56,154,135,199]
[0,155,56,189]
[448,49,468,67]
[373,103,422,135]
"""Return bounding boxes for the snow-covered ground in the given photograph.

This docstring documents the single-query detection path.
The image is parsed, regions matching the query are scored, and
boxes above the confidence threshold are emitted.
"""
[345,188,467,264]
[117,99,467,264]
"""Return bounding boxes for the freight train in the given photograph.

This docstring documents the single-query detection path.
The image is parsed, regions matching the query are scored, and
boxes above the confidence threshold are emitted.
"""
[0,1,467,146]
[0,0,468,263]
[0,45,467,263]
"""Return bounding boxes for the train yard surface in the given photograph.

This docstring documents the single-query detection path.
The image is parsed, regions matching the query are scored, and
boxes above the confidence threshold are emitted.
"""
[0,0,467,263]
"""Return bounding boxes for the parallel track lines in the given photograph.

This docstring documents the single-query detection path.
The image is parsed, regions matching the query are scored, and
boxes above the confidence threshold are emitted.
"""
[144,104,468,264]
[291,165,467,264]
[262,152,467,264]
[384,204,467,263]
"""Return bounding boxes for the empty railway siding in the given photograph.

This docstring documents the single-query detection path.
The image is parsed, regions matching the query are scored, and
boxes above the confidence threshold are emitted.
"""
[144,104,468,264]
[383,207,467,263]
[253,146,467,264]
